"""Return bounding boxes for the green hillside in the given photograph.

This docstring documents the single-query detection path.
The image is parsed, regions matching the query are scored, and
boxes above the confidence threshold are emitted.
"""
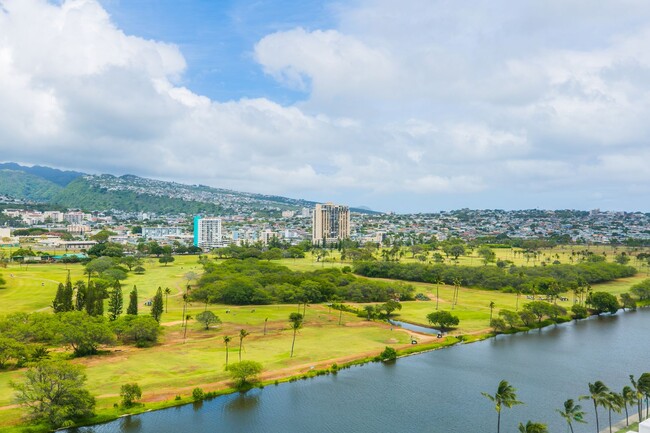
[52,177,225,214]
[0,169,62,202]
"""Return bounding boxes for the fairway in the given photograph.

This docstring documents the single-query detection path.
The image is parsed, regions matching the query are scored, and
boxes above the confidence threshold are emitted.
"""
[0,248,648,431]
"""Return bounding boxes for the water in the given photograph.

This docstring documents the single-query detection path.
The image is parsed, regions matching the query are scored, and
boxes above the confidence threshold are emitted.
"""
[70,310,650,433]
[388,319,441,335]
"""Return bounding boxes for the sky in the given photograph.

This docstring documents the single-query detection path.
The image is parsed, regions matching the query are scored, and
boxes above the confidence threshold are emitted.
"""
[1,0,650,213]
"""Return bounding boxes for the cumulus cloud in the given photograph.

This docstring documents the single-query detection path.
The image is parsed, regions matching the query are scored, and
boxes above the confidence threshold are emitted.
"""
[1,0,649,211]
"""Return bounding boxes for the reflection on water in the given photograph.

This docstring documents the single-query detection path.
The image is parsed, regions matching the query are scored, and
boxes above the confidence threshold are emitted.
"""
[224,393,260,412]
[120,415,142,433]
[65,310,650,433]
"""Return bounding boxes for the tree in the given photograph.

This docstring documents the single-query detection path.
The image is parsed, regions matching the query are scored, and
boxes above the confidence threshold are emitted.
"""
[382,299,402,318]
[620,293,637,311]
[74,281,87,312]
[196,311,221,330]
[238,329,249,362]
[478,246,497,265]
[151,287,164,323]
[447,244,466,261]
[52,283,66,313]
[426,310,459,331]
[490,318,507,336]
[571,304,589,320]
[164,287,171,313]
[586,292,620,315]
[0,337,26,369]
[481,379,523,433]
[11,360,95,428]
[498,310,522,329]
[63,272,74,312]
[556,398,586,433]
[55,311,115,356]
[603,392,623,433]
[621,386,637,427]
[289,312,303,358]
[363,305,375,320]
[228,360,263,391]
[630,375,645,424]
[614,253,630,265]
[107,282,123,321]
[120,383,142,408]
[223,335,232,369]
[120,256,143,271]
[159,255,175,266]
[111,316,161,347]
[639,373,650,420]
[489,301,496,323]
[127,286,138,315]
[517,421,548,433]
[523,301,554,324]
[581,381,609,433]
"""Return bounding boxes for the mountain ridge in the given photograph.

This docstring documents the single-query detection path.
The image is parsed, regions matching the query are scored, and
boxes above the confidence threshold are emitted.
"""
[0,162,377,214]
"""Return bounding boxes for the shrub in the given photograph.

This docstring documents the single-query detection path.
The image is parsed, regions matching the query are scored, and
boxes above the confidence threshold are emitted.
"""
[120,383,142,408]
[379,346,397,361]
[192,388,205,401]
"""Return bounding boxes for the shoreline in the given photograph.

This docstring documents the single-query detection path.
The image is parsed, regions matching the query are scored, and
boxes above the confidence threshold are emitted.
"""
[4,306,648,432]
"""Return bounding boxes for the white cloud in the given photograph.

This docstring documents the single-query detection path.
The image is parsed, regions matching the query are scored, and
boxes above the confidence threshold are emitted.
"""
[1,0,650,211]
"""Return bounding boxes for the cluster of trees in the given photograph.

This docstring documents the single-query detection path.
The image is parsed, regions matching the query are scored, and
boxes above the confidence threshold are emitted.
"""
[480,374,650,433]
[191,259,414,305]
[0,309,162,367]
[489,291,625,335]
[353,261,636,293]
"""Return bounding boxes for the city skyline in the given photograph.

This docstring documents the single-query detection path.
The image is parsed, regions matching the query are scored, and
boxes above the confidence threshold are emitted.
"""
[1,1,650,213]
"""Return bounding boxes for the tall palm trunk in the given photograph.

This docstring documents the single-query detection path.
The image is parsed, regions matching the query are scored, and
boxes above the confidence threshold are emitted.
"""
[290,327,297,357]
[593,400,599,433]
[497,410,501,433]
[608,408,612,433]
[225,342,229,368]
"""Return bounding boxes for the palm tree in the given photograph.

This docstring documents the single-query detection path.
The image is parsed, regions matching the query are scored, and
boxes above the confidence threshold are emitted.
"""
[163,287,171,313]
[452,278,461,309]
[434,275,443,310]
[639,372,650,419]
[556,398,586,433]
[603,392,623,433]
[489,301,496,323]
[223,335,231,369]
[517,421,548,433]
[481,380,523,433]
[289,312,303,358]
[238,329,249,362]
[630,375,644,424]
[581,381,609,433]
[621,385,637,427]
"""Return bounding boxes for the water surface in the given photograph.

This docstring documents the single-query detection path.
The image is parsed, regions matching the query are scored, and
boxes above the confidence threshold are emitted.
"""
[71,310,650,433]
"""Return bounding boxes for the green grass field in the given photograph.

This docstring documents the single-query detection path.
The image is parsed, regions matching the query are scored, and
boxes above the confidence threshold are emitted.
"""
[0,245,648,430]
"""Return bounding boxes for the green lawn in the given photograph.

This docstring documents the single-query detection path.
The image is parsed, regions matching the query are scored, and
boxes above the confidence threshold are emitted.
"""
[1,248,648,430]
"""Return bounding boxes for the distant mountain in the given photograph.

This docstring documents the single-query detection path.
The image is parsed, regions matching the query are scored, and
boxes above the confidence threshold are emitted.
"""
[0,162,83,186]
[0,163,378,215]
[0,169,62,202]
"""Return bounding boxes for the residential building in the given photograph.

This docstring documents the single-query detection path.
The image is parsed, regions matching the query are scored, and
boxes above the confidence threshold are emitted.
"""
[142,227,184,239]
[312,202,350,245]
[193,216,223,250]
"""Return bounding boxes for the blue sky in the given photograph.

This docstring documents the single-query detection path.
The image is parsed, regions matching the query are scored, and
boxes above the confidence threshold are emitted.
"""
[101,0,331,103]
[1,0,650,212]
